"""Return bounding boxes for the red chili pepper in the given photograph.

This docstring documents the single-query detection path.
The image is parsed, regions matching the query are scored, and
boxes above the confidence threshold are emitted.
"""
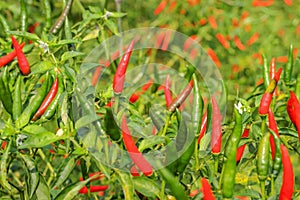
[113,40,135,94]
[207,48,221,68]
[277,56,288,63]
[269,57,276,80]
[283,0,292,6]
[183,35,198,51]
[201,177,216,200]
[32,77,59,121]
[215,33,230,49]
[164,74,173,108]
[91,66,102,87]
[198,110,208,144]
[121,116,153,176]
[208,16,218,29]
[156,32,166,49]
[268,108,279,159]
[252,0,274,7]
[130,165,140,177]
[258,68,282,115]
[247,32,259,46]
[1,141,7,150]
[79,185,109,194]
[236,126,250,162]
[161,30,172,51]
[154,0,168,15]
[199,18,207,26]
[11,36,30,75]
[129,79,153,103]
[168,79,194,112]
[0,43,25,68]
[287,91,300,140]
[233,35,246,51]
[79,172,104,181]
[279,144,294,200]
[211,96,222,154]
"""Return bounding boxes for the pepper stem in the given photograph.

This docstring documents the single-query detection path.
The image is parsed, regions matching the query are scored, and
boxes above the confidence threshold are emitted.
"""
[260,180,266,200]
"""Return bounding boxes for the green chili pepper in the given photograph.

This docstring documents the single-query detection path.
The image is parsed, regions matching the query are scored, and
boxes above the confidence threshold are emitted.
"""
[0,14,10,35]
[16,74,49,129]
[19,153,39,198]
[0,140,12,191]
[262,54,270,89]
[176,74,202,173]
[157,164,188,200]
[257,132,270,199]
[12,75,22,121]
[221,107,242,198]
[270,131,281,180]
[295,73,300,100]
[42,0,52,31]
[0,70,13,115]
[103,107,121,141]
[20,0,28,32]
[284,44,293,83]
[41,75,64,120]
[50,0,73,34]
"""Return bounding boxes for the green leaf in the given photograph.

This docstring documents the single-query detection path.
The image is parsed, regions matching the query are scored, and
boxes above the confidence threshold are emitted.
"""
[115,170,135,200]
[105,20,119,35]
[19,154,39,198]
[133,176,162,199]
[18,125,65,149]
[50,39,81,47]
[35,175,51,200]
[0,140,12,191]
[107,11,127,18]
[138,136,166,152]
[54,177,91,200]
[75,114,100,130]
[31,61,53,75]
[52,155,79,189]
[8,31,40,41]
[82,28,100,41]
[61,51,85,63]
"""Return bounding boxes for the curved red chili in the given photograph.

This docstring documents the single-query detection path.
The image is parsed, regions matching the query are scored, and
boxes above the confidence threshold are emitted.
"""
[236,126,250,162]
[32,77,59,121]
[279,144,294,200]
[164,74,172,108]
[198,110,208,144]
[201,177,216,200]
[287,91,300,140]
[11,36,30,75]
[121,116,153,176]
[113,40,135,94]
[168,80,193,113]
[129,79,153,103]
[258,68,282,115]
[268,108,279,159]
[211,96,222,154]
[79,185,109,194]
[0,43,25,68]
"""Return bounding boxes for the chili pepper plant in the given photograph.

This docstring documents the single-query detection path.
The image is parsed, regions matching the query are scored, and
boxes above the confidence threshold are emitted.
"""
[0,0,300,199]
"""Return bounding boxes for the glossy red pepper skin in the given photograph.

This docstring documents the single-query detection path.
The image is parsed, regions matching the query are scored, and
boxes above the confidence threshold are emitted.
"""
[0,43,25,67]
[113,40,135,94]
[32,77,59,121]
[164,74,172,108]
[258,68,282,115]
[121,116,153,176]
[268,108,279,159]
[211,96,222,154]
[79,185,109,194]
[168,80,194,113]
[236,126,250,162]
[287,91,300,140]
[201,177,216,200]
[129,79,153,103]
[11,36,30,75]
[198,110,208,144]
[279,144,294,200]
